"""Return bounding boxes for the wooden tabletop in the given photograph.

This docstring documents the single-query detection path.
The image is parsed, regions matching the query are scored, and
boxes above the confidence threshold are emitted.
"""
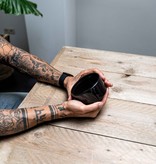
[1,47,156,163]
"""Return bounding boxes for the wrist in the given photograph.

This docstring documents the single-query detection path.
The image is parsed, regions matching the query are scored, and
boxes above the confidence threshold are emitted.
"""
[56,103,70,119]
[48,105,58,120]
[59,72,73,89]
[48,104,69,120]
[64,76,73,89]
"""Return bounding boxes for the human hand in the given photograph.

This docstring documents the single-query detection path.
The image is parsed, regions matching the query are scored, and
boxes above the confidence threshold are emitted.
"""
[64,68,113,100]
[57,87,109,118]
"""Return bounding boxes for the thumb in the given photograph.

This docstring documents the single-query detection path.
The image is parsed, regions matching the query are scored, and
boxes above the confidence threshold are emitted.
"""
[67,88,72,100]
[68,94,72,101]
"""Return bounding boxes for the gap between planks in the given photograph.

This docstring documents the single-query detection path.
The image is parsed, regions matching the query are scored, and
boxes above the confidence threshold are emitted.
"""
[48,123,156,148]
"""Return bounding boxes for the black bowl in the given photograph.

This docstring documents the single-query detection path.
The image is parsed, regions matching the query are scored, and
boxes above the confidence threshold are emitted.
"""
[71,73,107,104]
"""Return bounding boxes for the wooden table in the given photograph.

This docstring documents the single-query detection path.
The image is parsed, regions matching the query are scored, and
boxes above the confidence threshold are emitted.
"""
[1,47,156,163]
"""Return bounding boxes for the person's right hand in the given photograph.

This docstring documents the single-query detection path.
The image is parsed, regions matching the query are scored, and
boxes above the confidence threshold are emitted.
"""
[57,88,109,118]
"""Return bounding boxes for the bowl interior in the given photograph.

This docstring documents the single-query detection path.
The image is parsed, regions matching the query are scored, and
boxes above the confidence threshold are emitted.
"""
[72,73,99,96]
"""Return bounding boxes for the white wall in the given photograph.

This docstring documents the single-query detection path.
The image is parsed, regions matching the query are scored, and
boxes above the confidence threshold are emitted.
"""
[1,0,156,61]
[76,0,156,56]
[25,0,156,60]
[0,11,29,51]
[64,0,76,46]
[25,0,76,62]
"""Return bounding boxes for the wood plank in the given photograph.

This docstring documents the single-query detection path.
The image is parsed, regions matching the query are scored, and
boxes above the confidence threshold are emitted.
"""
[42,69,156,106]
[1,126,156,164]
[20,46,156,106]
[49,47,156,105]
[51,99,156,146]
[108,72,156,105]
[17,47,156,163]
[19,47,156,145]
[19,84,65,108]
[53,46,156,79]
[19,86,156,146]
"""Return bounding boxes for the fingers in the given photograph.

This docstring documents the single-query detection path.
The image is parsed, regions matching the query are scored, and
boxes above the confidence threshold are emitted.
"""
[68,95,72,101]
[101,88,109,104]
[65,91,109,118]
[80,99,105,114]
[104,79,113,87]
[79,88,109,117]
[79,109,101,118]
[66,68,112,108]
[95,69,113,87]
[80,100,105,118]
[80,68,113,87]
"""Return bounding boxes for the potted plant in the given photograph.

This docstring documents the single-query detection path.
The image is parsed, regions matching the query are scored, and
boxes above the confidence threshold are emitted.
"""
[0,0,42,16]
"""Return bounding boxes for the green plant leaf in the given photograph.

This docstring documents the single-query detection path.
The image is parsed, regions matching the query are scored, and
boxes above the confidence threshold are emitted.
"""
[0,0,43,16]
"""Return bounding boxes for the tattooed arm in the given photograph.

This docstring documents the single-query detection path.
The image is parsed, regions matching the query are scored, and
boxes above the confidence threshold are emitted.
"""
[0,92,109,136]
[0,36,112,94]
[0,37,112,136]
[0,104,62,136]
[0,36,62,86]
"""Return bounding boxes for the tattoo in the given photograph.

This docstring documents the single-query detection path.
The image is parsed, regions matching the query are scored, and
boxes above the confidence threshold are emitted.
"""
[49,105,58,120]
[21,108,28,129]
[0,36,14,63]
[0,35,61,86]
[49,105,67,119]
[0,105,58,136]
[58,106,65,111]
[57,105,68,118]
[35,109,46,124]
[0,108,28,136]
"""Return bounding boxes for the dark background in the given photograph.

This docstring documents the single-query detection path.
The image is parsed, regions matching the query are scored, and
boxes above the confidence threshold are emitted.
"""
[0,69,36,92]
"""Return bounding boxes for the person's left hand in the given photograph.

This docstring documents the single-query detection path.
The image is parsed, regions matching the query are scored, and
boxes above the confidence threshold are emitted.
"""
[58,87,110,118]
[64,68,113,100]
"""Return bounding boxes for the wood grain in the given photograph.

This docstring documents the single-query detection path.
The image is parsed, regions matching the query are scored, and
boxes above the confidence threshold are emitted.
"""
[1,126,156,164]
[53,47,156,79]
[16,47,156,164]
[51,47,156,105]
[20,47,156,107]
[19,46,156,145]
[20,86,156,146]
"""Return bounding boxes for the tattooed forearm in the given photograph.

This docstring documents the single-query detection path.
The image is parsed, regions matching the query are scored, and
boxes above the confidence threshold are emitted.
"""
[35,109,46,123]
[0,36,62,86]
[0,105,58,136]
[9,49,61,85]
[49,105,57,120]
[0,103,70,136]
[58,106,65,111]
[0,36,14,62]
[0,108,28,136]
[55,105,68,118]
